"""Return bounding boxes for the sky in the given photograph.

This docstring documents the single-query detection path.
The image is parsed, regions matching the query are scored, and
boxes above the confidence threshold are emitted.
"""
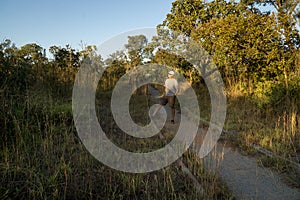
[0,0,292,59]
[0,0,174,54]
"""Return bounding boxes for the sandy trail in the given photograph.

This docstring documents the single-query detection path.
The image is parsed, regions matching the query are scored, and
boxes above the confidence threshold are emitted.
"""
[150,86,300,200]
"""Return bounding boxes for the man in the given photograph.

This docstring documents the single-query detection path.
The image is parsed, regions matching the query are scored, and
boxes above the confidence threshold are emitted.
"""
[153,70,179,124]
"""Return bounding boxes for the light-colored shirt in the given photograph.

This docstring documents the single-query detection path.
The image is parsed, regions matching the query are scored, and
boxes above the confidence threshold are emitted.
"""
[165,78,178,96]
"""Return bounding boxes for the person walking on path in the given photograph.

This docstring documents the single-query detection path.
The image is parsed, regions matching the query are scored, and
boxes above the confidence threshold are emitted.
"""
[153,70,179,124]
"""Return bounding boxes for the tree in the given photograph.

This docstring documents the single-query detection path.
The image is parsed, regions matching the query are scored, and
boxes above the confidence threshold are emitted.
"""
[18,43,47,85]
[122,35,150,94]
[162,0,239,37]
[124,35,148,72]
[0,40,49,93]
[100,51,126,90]
[49,45,81,95]
[241,0,300,93]
[159,0,299,94]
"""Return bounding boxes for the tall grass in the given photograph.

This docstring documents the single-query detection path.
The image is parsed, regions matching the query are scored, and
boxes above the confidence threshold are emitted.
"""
[210,85,300,188]
[0,88,234,199]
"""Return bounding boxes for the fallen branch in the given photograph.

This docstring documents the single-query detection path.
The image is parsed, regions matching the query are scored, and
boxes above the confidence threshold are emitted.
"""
[252,144,300,169]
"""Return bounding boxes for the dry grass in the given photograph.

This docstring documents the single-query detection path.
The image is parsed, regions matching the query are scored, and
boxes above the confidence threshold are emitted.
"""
[196,85,300,188]
[0,89,234,199]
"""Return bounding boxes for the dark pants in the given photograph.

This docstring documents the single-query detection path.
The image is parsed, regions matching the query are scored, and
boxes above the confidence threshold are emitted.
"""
[160,95,176,108]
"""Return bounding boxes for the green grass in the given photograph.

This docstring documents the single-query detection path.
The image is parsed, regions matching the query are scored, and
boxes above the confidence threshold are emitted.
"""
[0,88,234,199]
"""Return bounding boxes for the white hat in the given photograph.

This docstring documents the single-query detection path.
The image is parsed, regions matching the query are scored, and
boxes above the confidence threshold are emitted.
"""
[168,70,175,75]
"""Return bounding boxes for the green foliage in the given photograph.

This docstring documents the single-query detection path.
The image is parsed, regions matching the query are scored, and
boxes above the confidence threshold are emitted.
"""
[252,76,300,109]
[0,40,45,94]
[124,35,149,72]
[160,0,300,96]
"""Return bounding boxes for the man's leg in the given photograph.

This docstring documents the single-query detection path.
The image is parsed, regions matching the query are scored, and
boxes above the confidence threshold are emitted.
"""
[153,96,167,116]
[169,96,175,123]
[171,107,175,122]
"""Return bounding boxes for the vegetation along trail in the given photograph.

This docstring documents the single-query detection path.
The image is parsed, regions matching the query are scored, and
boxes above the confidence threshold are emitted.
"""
[151,86,300,200]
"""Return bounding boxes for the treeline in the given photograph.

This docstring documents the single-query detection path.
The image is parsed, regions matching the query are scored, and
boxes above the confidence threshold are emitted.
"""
[1,0,300,107]
[0,40,97,98]
[0,35,150,98]
[159,0,300,109]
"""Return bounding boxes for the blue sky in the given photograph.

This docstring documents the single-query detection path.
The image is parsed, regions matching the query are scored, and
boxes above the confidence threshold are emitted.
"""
[0,0,289,58]
[0,0,174,51]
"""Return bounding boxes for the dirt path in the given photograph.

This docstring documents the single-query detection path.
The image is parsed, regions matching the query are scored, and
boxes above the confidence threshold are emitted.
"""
[194,130,300,200]
[150,86,300,200]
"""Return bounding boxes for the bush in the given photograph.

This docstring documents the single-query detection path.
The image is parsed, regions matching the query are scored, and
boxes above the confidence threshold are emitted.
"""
[252,76,300,110]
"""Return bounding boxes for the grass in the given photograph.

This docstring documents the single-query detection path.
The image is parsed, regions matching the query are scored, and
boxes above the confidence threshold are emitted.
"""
[195,85,300,188]
[0,87,234,199]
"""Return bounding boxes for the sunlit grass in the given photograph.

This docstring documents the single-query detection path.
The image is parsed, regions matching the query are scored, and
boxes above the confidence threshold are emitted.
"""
[199,85,300,188]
